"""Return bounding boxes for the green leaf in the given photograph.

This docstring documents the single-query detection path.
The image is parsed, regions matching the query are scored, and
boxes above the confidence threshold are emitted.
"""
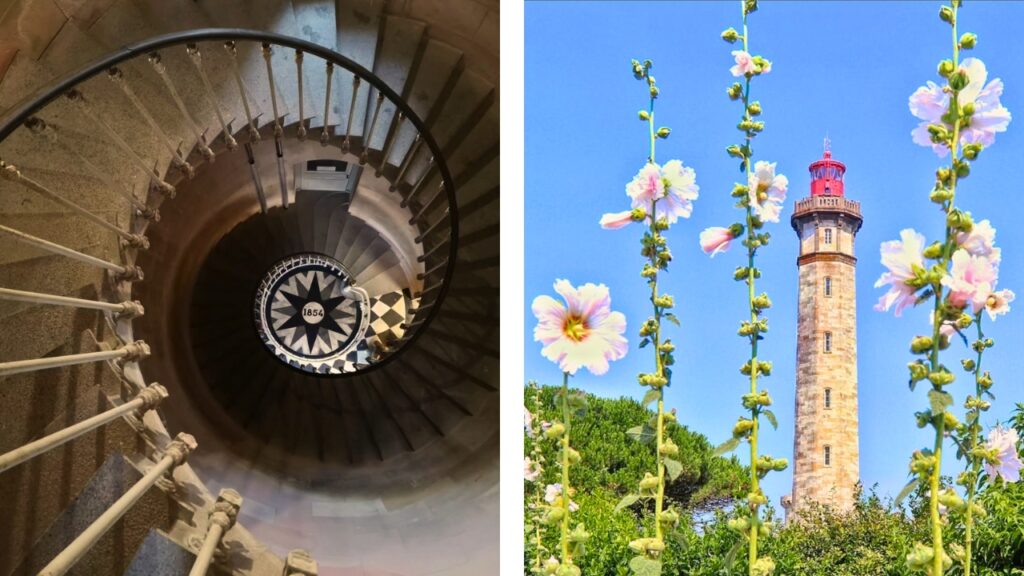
[762,409,778,430]
[664,457,683,481]
[664,313,681,326]
[929,389,954,415]
[715,437,740,456]
[642,389,661,407]
[629,555,662,576]
[615,494,641,512]
[896,477,921,505]
[723,540,744,574]
[639,338,651,348]
[627,425,657,444]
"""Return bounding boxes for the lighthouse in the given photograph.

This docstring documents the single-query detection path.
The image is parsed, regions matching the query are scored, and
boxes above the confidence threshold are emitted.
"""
[783,141,863,516]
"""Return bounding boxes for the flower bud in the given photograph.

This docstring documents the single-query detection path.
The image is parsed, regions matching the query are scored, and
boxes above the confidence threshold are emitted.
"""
[727,83,742,100]
[955,160,971,179]
[750,557,775,576]
[639,472,659,491]
[928,370,955,387]
[747,101,762,116]
[949,70,970,91]
[726,144,744,158]
[909,361,929,382]
[654,294,674,308]
[659,342,675,354]
[978,371,993,390]
[961,101,976,116]
[946,209,973,232]
[915,410,933,428]
[733,418,755,438]
[545,423,566,440]
[961,358,976,371]
[910,336,934,355]
[566,447,581,465]
[960,32,977,49]
[659,438,679,457]
[659,509,680,528]
[543,556,560,575]
[727,517,750,533]
[721,27,740,43]
[962,142,982,160]
[752,293,772,310]
[638,110,650,121]
[955,313,973,329]
[656,127,671,139]
[649,86,659,98]
[929,186,953,204]
[939,5,954,23]
[545,507,565,524]
[938,59,955,78]
[922,241,944,260]
[927,123,950,143]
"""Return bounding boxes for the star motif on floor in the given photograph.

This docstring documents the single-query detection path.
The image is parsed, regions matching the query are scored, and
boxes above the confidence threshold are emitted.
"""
[269,271,360,358]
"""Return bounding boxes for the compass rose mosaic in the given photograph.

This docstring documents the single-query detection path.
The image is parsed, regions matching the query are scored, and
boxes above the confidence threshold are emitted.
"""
[254,253,369,374]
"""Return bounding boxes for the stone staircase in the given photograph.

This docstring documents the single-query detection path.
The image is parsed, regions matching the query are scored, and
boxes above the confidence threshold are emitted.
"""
[0,0,499,574]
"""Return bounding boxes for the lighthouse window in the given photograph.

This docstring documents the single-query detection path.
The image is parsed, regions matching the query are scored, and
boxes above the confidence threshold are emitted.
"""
[824,276,833,297]
[824,228,833,245]
[824,446,832,466]
[824,331,833,353]
[824,388,832,409]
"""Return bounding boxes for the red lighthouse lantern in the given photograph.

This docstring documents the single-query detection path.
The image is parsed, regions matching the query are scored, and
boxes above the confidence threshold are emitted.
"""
[808,138,846,197]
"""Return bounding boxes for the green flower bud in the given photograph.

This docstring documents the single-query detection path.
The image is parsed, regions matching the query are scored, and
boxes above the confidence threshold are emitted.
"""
[922,241,944,260]
[639,472,659,492]
[960,32,977,49]
[961,358,976,371]
[659,341,675,354]
[659,438,679,457]
[656,127,671,139]
[649,86,659,98]
[927,123,950,143]
[630,207,647,222]
[909,361,929,382]
[961,101,976,116]
[938,59,955,78]
[955,160,971,179]
[939,5,954,24]
[555,564,581,576]
[654,294,674,308]
[747,101,762,116]
[566,447,581,465]
[915,410,933,428]
[733,418,755,439]
[545,507,565,524]
[906,542,934,568]
[659,508,680,528]
[751,557,776,576]
[663,409,677,424]
[638,110,650,121]
[752,293,772,310]
[727,83,743,100]
[928,370,955,387]
[911,336,935,355]
[962,142,983,160]
[747,492,768,506]
[543,556,560,575]
[949,70,970,91]
[727,517,750,533]
[930,185,953,204]
[978,371,993,390]
[937,167,952,184]
[641,264,657,278]
[545,423,566,440]
[726,144,745,158]
[721,27,740,43]
[946,208,973,232]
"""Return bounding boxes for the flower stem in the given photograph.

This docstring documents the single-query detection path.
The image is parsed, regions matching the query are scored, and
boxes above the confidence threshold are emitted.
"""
[560,371,572,566]
[739,2,762,571]
[964,314,985,576]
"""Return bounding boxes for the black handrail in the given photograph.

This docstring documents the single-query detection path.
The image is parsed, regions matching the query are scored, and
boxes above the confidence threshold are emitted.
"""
[0,28,459,375]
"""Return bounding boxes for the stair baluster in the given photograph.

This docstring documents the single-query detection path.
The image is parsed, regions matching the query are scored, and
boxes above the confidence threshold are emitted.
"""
[0,340,150,377]
[188,489,242,576]
[360,92,385,165]
[186,44,237,150]
[0,287,143,317]
[224,41,260,143]
[148,52,215,160]
[320,62,334,146]
[0,224,140,279]
[341,75,361,153]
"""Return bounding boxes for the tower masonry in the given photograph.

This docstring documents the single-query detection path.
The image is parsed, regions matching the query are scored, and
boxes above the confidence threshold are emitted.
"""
[783,143,863,517]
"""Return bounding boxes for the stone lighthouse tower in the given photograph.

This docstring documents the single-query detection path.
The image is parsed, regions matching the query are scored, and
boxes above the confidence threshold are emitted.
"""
[783,141,863,516]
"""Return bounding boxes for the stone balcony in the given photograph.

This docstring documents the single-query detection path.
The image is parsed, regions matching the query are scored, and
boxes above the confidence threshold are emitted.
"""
[791,195,862,221]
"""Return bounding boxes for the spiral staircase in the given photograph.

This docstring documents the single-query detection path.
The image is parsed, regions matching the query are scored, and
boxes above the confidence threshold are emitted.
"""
[0,1,499,575]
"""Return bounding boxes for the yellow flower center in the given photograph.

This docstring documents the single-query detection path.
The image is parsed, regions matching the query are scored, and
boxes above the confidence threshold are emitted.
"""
[563,315,589,342]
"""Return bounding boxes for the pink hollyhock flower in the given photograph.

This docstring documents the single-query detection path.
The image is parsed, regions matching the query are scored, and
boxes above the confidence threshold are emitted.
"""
[730,50,757,77]
[524,457,541,481]
[874,229,927,317]
[599,210,635,230]
[700,227,736,257]
[910,58,1012,156]
[985,289,1015,321]
[984,426,1023,483]
[942,249,999,314]
[957,219,1000,262]
[532,279,628,375]
[524,407,534,437]
[543,483,579,511]
[747,161,788,223]
[601,161,699,229]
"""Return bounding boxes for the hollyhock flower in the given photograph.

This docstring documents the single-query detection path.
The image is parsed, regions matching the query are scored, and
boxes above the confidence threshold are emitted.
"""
[524,457,541,481]
[524,407,534,437]
[730,50,757,77]
[700,226,736,257]
[747,161,788,223]
[985,289,1015,321]
[544,483,579,511]
[599,210,635,230]
[601,161,699,229]
[910,58,1012,157]
[532,279,628,375]
[942,249,999,314]
[983,426,1023,483]
[956,219,1000,262]
[874,229,927,317]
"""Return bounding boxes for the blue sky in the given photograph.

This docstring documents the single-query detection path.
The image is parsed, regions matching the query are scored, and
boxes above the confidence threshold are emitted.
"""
[525,1,1024,509]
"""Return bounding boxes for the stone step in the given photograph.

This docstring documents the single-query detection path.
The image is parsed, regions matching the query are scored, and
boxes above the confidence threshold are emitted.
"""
[122,528,196,576]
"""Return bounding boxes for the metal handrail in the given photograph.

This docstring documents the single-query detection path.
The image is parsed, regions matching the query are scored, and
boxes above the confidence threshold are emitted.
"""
[0,29,461,370]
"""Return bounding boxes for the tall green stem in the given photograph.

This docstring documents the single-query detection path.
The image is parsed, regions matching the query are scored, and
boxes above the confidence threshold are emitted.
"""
[964,314,985,576]
[560,371,572,565]
[739,3,761,570]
